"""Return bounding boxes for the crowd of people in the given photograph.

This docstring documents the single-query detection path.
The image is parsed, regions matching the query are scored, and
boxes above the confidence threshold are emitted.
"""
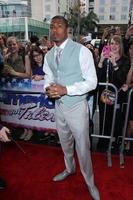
[0,34,54,140]
[0,15,133,199]
[80,25,133,151]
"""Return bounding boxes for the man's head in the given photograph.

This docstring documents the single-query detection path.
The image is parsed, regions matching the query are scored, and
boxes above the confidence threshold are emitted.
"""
[50,16,69,46]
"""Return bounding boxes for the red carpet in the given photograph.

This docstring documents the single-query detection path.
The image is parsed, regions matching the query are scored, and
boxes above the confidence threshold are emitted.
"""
[0,142,133,200]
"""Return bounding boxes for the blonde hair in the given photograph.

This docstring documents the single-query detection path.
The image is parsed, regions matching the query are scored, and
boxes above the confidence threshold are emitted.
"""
[110,35,124,57]
[6,36,18,47]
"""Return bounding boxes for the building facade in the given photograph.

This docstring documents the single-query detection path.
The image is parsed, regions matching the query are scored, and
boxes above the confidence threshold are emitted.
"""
[0,1,31,18]
[94,0,131,25]
[31,0,79,22]
[80,0,89,15]
[0,0,80,41]
[87,0,132,36]
[0,0,49,40]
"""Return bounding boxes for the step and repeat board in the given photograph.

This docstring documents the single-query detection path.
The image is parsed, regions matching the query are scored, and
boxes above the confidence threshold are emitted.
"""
[0,78,56,132]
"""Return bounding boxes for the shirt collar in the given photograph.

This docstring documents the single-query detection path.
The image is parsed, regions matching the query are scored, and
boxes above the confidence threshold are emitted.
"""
[55,38,68,50]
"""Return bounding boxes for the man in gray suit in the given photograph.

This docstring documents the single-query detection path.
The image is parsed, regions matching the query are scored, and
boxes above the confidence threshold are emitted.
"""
[43,15,100,200]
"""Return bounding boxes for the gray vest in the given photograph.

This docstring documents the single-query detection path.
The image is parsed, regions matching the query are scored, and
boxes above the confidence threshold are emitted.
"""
[46,39,87,107]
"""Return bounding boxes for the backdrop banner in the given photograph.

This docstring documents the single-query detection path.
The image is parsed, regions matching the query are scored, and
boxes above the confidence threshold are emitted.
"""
[0,78,56,131]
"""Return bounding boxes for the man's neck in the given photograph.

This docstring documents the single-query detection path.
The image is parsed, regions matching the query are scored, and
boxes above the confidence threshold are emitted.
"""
[55,38,68,47]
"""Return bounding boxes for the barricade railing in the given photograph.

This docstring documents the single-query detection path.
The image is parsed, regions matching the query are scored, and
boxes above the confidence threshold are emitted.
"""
[91,82,119,167]
[119,88,133,168]
[1,89,44,95]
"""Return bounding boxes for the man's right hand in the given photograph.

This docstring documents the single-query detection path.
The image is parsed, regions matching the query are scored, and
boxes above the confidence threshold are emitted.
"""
[46,83,67,99]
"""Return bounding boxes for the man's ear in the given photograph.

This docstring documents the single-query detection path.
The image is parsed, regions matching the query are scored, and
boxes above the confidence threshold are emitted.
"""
[67,27,70,35]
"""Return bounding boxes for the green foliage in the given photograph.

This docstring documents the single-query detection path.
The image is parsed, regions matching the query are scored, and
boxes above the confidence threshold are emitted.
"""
[80,11,99,34]
[68,6,99,36]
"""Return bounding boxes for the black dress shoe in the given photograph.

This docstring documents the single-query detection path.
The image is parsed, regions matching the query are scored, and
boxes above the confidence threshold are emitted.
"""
[53,169,75,182]
[88,185,100,200]
[0,178,6,189]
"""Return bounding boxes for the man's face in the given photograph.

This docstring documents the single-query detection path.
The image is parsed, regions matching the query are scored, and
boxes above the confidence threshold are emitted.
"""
[50,18,68,46]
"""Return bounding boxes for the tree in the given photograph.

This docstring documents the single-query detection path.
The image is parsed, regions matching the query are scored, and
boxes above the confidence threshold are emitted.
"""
[68,7,99,39]
[67,6,79,39]
[80,11,99,35]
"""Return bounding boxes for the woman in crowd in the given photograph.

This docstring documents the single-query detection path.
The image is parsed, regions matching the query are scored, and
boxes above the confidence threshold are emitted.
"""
[2,36,31,142]
[3,36,31,78]
[20,46,45,141]
[30,46,45,81]
[97,35,130,149]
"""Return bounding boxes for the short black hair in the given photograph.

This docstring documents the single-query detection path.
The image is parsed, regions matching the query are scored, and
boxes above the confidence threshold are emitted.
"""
[51,15,69,28]
[30,35,39,43]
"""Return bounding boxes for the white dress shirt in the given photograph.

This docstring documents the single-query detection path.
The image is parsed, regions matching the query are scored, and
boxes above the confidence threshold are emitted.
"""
[43,39,97,96]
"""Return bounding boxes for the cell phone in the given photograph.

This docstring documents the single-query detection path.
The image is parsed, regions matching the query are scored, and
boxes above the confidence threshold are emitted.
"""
[103,45,111,57]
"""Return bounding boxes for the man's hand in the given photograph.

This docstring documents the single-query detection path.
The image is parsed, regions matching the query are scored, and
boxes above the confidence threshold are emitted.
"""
[0,127,11,142]
[46,83,67,99]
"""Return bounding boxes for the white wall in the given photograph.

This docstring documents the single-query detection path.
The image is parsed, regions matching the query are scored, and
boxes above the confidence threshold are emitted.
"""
[31,0,43,21]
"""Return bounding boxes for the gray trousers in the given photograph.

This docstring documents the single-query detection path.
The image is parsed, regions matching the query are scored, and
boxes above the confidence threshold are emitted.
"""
[55,99,95,188]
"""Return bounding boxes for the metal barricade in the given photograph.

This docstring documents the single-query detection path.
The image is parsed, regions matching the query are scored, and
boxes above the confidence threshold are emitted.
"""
[91,82,119,167]
[1,89,43,95]
[119,88,133,168]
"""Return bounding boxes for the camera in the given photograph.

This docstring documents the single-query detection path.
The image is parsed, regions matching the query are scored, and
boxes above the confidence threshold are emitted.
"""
[103,45,111,57]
